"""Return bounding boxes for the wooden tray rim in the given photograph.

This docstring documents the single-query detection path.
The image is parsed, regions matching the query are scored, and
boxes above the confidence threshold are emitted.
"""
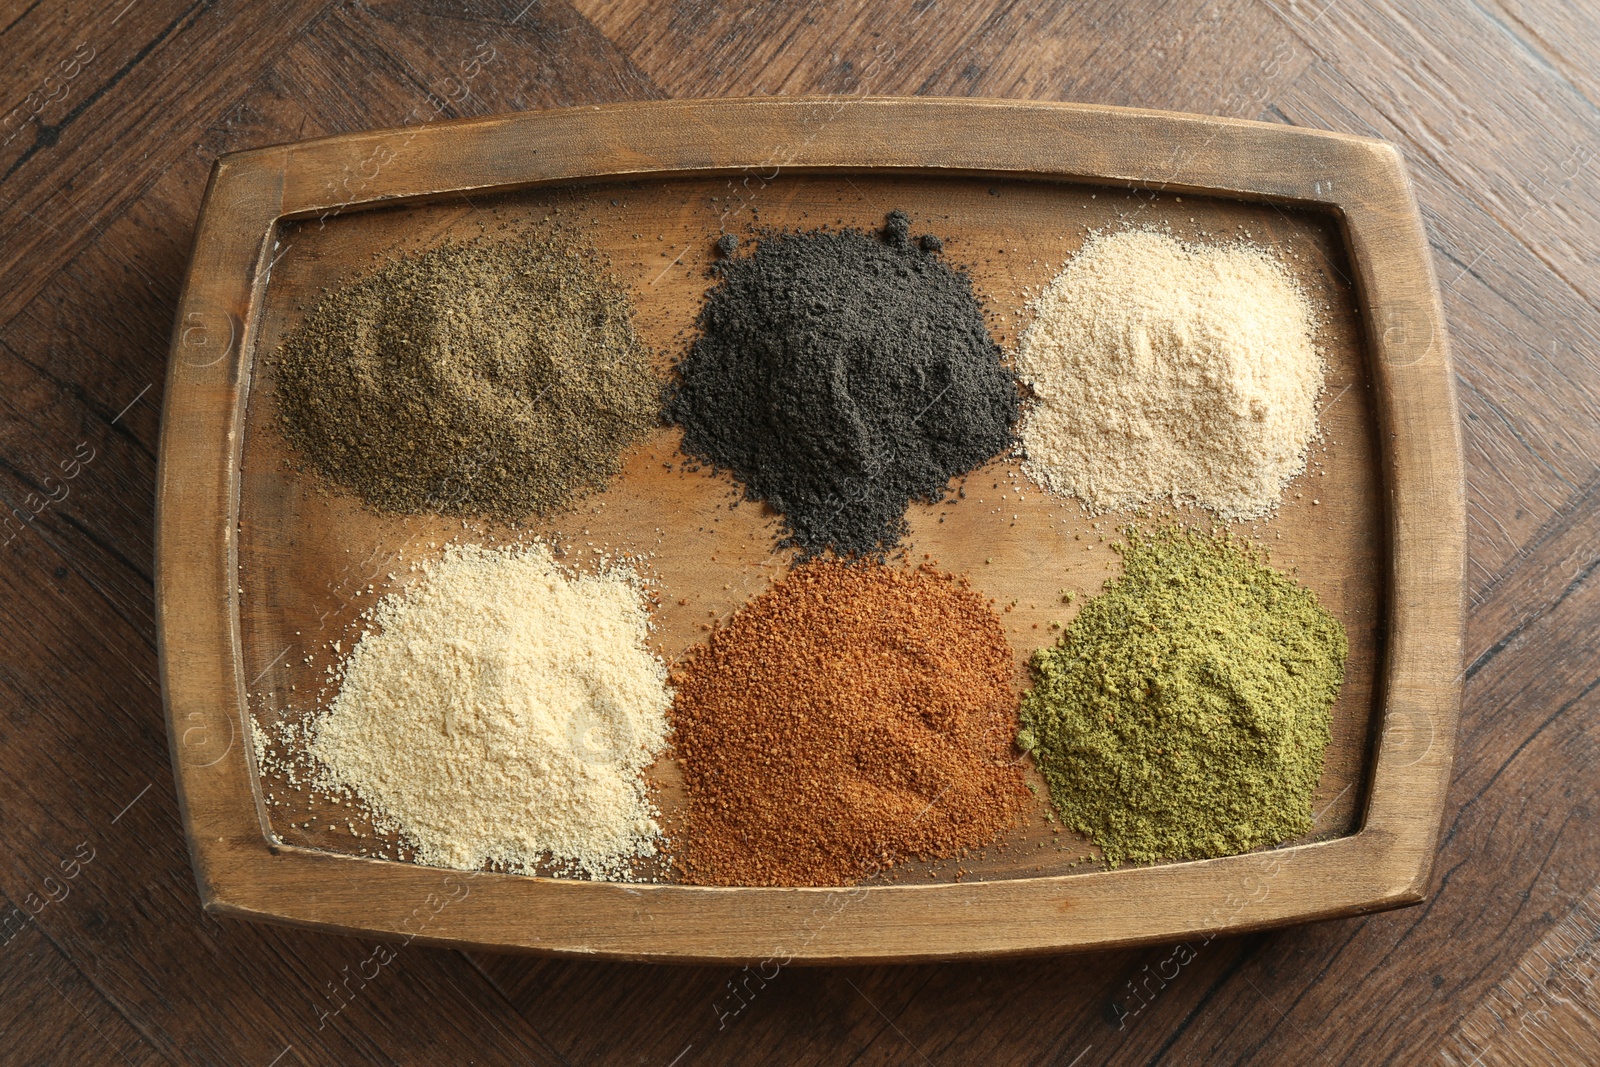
[155,96,1464,962]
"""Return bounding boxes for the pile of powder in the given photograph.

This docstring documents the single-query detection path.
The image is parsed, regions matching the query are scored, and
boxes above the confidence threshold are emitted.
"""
[1018,229,1323,520]
[1017,526,1348,866]
[308,542,672,881]
[670,561,1031,886]
[665,211,1017,557]
[275,237,658,522]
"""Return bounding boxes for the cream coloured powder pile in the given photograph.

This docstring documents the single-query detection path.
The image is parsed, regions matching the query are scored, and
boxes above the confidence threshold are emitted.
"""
[1018,229,1323,520]
[308,542,671,881]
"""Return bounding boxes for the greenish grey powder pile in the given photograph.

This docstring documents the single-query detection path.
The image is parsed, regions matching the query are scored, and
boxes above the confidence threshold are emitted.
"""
[274,238,657,521]
[1018,527,1348,866]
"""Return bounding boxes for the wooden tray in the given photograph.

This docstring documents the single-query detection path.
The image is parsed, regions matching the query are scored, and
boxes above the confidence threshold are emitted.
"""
[156,98,1462,962]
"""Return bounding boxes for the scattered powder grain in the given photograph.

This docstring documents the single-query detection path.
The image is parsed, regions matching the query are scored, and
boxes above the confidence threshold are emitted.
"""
[666,212,1018,557]
[1017,526,1348,866]
[308,542,671,881]
[275,237,657,522]
[671,562,1031,887]
[1018,229,1323,520]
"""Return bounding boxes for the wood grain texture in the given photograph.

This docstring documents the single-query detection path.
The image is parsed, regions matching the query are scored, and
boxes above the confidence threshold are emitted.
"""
[0,0,1593,1062]
[0,914,165,1067]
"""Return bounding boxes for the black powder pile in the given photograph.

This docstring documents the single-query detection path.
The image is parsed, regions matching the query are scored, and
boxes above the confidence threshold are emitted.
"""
[665,211,1017,557]
[273,238,657,522]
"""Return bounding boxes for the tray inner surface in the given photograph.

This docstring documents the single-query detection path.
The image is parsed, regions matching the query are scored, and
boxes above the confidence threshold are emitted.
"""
[238,171,1383,886]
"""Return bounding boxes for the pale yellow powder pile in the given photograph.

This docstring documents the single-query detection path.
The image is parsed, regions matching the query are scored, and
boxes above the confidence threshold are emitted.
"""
[309,542,671,881]
[1018,229,1323,520]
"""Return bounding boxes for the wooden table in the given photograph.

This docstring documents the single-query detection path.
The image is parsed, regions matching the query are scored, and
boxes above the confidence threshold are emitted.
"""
[1,2,1595,1064]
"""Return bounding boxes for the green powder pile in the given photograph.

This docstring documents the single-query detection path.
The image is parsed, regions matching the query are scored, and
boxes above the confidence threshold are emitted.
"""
[1017,527,1348,866]
[274,237,658,522]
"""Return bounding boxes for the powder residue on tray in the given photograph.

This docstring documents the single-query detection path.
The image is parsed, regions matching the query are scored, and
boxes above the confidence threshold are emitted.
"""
[274,237,658,522]
[1017,527,1348,866]
[666,211,1018,558]
[1018,229,1323,520]
[670,561,1031,886]
[307,542,671,881]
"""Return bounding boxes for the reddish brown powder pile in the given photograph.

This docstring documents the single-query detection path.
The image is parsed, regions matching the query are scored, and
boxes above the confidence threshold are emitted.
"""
[670,562,1031,887]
